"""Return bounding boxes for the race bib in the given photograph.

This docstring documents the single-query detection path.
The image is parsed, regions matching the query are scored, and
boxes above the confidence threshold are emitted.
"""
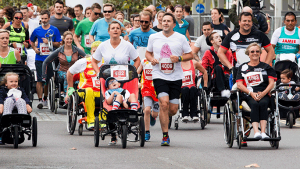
[16,43,23,54]
[92,76,100,88]
[236,48,249,65]
[182,70,193,87]
[40,43,50,55]
[137,47,147,61]
[244,72,263,87]
[143,62,153,80]
[159,58,174,74]
[84,35,91,48]
[111,65,129,80]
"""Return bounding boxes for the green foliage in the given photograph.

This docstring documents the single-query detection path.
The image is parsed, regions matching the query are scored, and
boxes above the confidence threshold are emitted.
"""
[0,0,65,9]
[105,0,152,13]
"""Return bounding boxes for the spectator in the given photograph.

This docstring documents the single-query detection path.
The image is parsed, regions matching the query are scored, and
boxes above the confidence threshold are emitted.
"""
[183,5,194,36]
[73,4,85,30]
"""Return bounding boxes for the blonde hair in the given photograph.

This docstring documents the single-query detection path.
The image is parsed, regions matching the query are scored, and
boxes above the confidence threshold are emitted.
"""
[91,41,101,48]
[0,29,10,35]
[245,42,262,56]
[1,72,19,86]
[62,31,73,45]
[85,54,92,58]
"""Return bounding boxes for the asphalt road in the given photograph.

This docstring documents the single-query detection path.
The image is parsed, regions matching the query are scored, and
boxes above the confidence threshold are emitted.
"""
[1,98,300,169]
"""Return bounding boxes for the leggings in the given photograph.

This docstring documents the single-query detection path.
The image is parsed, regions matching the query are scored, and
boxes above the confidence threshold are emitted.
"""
[245,95,269,123]
[58,71,67,93]
[181,86,198,117]
[3,97,27,115]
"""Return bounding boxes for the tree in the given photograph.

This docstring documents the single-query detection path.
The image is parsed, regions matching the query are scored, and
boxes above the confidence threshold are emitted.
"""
[0,0,65,9]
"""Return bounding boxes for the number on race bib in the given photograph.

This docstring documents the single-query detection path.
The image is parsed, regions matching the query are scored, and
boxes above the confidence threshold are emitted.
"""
[161,63,173,70]
[113,70,126,78]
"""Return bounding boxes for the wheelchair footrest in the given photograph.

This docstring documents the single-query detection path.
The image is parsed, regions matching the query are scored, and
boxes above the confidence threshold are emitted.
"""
[243,137,281,141]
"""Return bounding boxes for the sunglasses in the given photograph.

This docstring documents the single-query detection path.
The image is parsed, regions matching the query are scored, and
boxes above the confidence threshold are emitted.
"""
[14,17,23,20]
[103,10,113,13]
[108,79,117,85]
[93,11,101,16]
[140,20,149,24]
[250,50,260,53]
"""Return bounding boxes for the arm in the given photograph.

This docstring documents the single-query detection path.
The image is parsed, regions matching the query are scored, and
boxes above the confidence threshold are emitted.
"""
[265,13,271,34]
[217,47,232,69]
[89,33,95,43]
[137,63,143,74]
[192,46,200,62]
[186,30,191,42]
[264,45,275,64]
[237,81,259,101]
[133,56,140,69]
[73,34,84,51]
[14,49,21,62]
[106,91,118,105]
[91,57,101,75]
[74,45,86,58]
[53,42,60,48]
[2,22,10,29]
[258,78,275,99]
[31,41,40,54]
[228,2,239,28]
[195,61,208,87]
[67,70,74,88]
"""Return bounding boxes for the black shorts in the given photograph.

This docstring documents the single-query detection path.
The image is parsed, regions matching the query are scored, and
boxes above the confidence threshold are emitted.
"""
[153,78,182,104]
[35,60,53,82]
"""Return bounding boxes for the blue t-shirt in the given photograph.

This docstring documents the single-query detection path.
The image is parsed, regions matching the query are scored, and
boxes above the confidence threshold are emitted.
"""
[89,18,127,42]
[129,28,157,49]
[30,25,61,61]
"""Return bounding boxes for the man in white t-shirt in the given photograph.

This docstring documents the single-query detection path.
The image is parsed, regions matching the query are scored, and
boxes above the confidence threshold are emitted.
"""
[192,21,213,61]
[145,13,193,146]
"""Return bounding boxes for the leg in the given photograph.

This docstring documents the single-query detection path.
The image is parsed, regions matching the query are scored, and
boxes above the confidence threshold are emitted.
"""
[3,98,16,115]
[258,96,270,133]
[113,95,123,110]
[158,95,170,133]
[15,98,27,114]
[35,61,43,100]
[181,87,190,117]
[246,96,260,134]
[214,65,227,92]
[189,86,198,117]
[36,82,43,99]
[128,94,138,110]
[143,97,153,131]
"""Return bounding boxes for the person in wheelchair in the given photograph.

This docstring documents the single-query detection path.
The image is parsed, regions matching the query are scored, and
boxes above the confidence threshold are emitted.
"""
[181,58,208,122]
[202,32,233,97]
[278,69,300,101]
[236,43,277,139]
[105,77,138,111]
[0,72,32,115]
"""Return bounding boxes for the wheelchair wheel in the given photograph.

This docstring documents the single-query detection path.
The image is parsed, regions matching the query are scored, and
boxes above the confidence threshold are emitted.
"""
[32,117,37,147]
[175,122,178,130]
[237,134,242,149]
[94,116,99,147]
[288,112,294,128]
[78,124,83,136]
[121,124,127,149]
[67,95,77,135]
[201,120,205,129]
[223,104,234,148]
[13,126,19,149]
[139,116,145,147]
[54,99,58,114]
[48,77,55,112]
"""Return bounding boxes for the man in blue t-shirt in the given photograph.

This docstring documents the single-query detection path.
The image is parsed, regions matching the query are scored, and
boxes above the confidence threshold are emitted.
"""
[89,3,128,42]
[30,10,61,109]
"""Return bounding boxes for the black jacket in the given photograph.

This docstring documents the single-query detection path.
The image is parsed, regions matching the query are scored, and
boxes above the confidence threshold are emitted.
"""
[0,87,30,105]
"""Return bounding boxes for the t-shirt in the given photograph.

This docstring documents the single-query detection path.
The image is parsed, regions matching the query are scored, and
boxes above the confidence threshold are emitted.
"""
[153,14,158,27]
[212,23,230,40]
[236,62,277,92]
[49,15,74,36]
[72,18,80,31]
[27,19,40,38]
[89,18,127,42]
[221,28,271,66]
[75,18,94,54]
[153,26,162,32]
[93,38,138,64]
[105,88,130,101]
[184,15,194,36]
[129,28,156,49]
[69,57,102,74]
[271,27,300,45]
[147,32,192,81]
[30,25,61,61]
[194,35,210,60]
[279,81,296,91]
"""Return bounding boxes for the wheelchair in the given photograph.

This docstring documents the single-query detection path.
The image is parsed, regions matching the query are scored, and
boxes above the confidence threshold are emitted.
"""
[0,64,37,149]
[223,84,281,149]
[94,64,145,149]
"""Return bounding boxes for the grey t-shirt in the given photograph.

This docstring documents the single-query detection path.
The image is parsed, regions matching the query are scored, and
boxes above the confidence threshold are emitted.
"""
[49,15,74,36]
[184,15,194,36]
[194,35,210,60]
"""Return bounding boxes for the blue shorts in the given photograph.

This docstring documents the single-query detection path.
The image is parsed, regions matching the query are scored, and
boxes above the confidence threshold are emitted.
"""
[35,60,53,82]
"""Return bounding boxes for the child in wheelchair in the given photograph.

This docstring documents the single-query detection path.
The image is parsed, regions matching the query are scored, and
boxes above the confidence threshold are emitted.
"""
[278,69,300,101]
[0,72,32,115]
[105,77,138,111]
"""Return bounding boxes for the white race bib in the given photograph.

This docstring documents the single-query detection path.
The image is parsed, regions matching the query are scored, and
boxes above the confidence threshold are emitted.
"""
[84,35,91,48]
[111,65,129,80]
[159,58,174,74]
[244,72,263,87]
[182,70,193,87]
[137,47,147,61]
[16,43,23,54]
[92,76,100,88]
[40,43,50,55]
[143,62,153,80]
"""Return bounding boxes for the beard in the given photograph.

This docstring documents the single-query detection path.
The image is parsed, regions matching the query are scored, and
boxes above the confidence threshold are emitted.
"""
[42,22,49,26]
[141,25,150,31]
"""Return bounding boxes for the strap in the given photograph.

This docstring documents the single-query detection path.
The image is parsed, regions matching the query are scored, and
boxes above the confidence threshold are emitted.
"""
[120,89,126,97]
[210,49,221,68]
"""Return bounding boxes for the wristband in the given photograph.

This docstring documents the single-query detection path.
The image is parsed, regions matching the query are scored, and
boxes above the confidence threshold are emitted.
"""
[267,20,270,23]
[296,53,300,60]
[178,56,183,62]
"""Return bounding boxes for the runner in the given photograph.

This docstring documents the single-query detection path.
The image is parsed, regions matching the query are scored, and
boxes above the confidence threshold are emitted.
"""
[84,7,92,18]
[72,4,85,30]
[30,10,61,109]
[20,6,39,37]
[211,8,230,40]
[145,13,193,146]
[152,11,165,32]
[271,12,300,62]
[74,3,101,54]
[89,3,128,43]
[49,0,74,36]
[0,29,21,65]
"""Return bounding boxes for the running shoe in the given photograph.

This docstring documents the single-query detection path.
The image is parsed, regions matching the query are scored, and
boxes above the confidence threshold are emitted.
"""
[109,136,117,145]
[150,115,156,126]
[145,132,150,141]
[37,100,43,109]
[192,116,199,122]
[43,100,48,109]
[87,123,95,130]
[0,137,4,145]
[261,133,269,139]
[182,116,189,122]
[254,132,262,139]
[161,136,170,146]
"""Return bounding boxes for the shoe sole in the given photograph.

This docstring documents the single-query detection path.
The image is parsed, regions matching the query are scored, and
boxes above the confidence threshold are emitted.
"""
[37,104,43,109]
[182,119,188,122]
[161,142,170,146]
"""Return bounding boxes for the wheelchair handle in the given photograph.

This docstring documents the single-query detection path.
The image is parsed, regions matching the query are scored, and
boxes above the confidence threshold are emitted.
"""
[275,83,300,90]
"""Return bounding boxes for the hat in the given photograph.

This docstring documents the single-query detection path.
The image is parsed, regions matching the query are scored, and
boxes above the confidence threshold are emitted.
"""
[105,77,116,88]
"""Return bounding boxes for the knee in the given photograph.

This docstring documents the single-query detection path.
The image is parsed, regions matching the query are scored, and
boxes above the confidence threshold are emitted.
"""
[144,106,151,115]
[169,105,178,115]
[160,101,169,111]
[129,94,137,101]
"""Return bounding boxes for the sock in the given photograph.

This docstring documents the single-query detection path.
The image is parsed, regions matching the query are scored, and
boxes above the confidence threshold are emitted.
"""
[130,102,138,110]
[146,130,150,134]
[43,96,47,101]
[163,132,168,138]
[112,101,121,110]
[39,98,42,102]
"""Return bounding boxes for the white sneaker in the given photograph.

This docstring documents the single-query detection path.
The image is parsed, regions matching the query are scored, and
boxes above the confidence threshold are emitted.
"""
[261,133,269,139]
[192,116,199,122]
[221,90,231,98]
[182,116,189,122]
[254,132,262,139]
[43,100,48,109]
[37,100,43,109]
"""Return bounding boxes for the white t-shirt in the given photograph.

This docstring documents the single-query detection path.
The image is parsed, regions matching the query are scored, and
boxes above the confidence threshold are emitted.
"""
[28,19,40,38]
[69,57,102,75]
[26,49,36,70]
[194,35,210,60]
[147,32,192,81]
[153,14,158,27]
[93,38,139,64]
[271,27,300,45]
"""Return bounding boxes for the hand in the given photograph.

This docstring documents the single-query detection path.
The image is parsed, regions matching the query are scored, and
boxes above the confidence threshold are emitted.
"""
[266,13,270,20]
[257,91,266,101]
[170,55,179,63]
[250,92,259,101]
[67,87,75,96]
[12,42,17,48]
[26,104,32,113]
[150,58,159,66]
[23,41,29,48]
[42,38,48,44]
[34,48,40,54]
